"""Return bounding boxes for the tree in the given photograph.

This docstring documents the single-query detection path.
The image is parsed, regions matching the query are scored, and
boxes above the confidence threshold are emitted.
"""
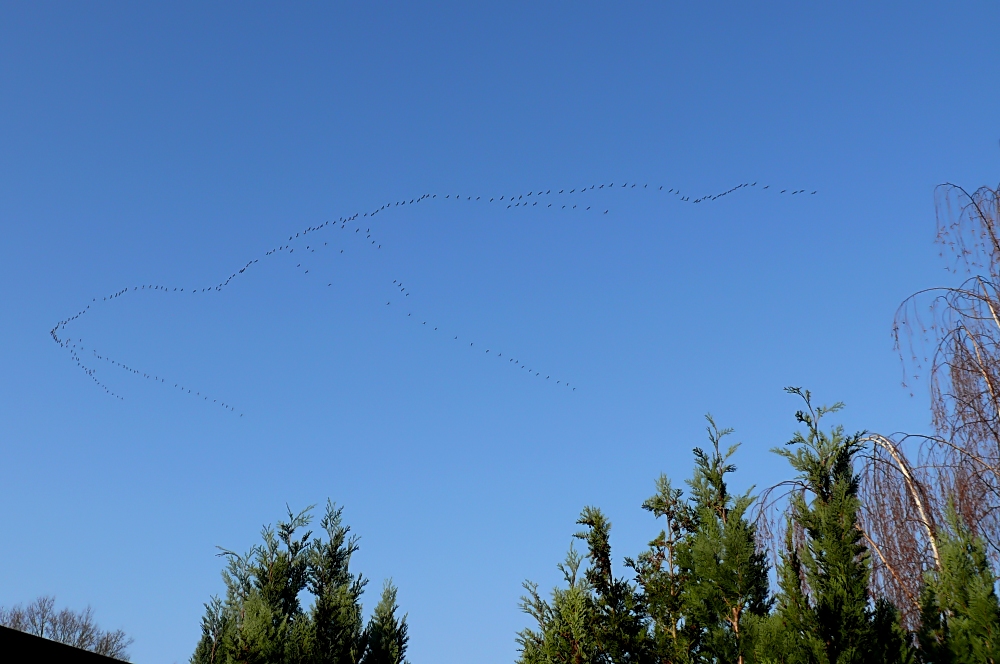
[576,506,653,663]
[0,594,133,660]
[768,388,909,664]
[191,500,409,664]
[518,416,773,664]
[629,473,696,663]
[517,545,599,664]
[918,507,1000,663]
[865,179,1000,626]
[307,503,367,664]
[361,581,410,664]
[676,417,771,664]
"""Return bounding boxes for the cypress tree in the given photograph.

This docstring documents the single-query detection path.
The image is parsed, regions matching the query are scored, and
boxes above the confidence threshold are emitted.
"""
[630,473,696,663]
[515,396,921,664]
[576,506,653,663]
[191,501,408,664]
[676,417,771,664]
[517,545,598,664]
[361,581,410,664]
[517,510,653,663]
[768,388,909,664]
[918,508,1000,663]
[194,505,314,664]
[308,502,368,664]
[191,596,229,664]
[518,417,773,664]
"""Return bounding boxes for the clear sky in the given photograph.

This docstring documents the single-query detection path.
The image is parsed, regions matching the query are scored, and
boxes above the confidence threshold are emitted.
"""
[1,3,999,662]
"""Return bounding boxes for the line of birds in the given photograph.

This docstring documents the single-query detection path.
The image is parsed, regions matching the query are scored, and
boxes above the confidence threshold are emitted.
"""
[52,336,242,414]
[89,350,242,415]
[380,278,574,389]
[52,178,815,412]
[261,178,816,272]
[279,232,575,386]
[52,177,811,328]
[57,337,123,400]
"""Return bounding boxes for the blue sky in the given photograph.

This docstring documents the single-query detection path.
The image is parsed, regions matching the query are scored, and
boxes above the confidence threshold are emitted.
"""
[1,3,999,662]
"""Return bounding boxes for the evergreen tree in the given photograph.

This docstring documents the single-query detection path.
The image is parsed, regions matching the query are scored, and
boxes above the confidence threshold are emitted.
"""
[517,509,651,664]
[205,505,314,664]
[520,417,772,664]
[190,500,409,664]
[361,581,410,664]
[767,388,909,664]
[308,503,368,664]
[918,508,1000,663]
[576,507,653,663]
[518,545,599,664]
[516,396,924,664]
[191,596,229,664]
[676,417,771,664]
[629,473,696,663]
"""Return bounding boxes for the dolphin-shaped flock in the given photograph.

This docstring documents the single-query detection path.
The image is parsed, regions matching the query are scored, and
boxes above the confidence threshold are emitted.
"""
[50,179,815,416]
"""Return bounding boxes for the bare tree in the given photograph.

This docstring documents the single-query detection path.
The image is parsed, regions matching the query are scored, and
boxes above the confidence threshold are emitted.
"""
[0,595,133,660]
[856,432,943,630]
[753,184,1000,630]
[896,182,1000,552]
[856,180,1000,629]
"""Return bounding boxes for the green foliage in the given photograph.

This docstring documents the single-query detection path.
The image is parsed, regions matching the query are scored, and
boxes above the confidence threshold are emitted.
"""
[191,500,408,664]
[576,506,653,662]
[518,415,773,664]
[677,417,771,663]
[515,392,949,664]
[631,473,695,662]
[918,508,1000,663]
[308,504,367,664]
[518,545,599,664]
[362,581,410,664]
[766,388,909,664]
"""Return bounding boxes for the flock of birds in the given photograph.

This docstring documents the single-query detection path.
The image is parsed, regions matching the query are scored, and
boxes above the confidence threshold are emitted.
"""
[51,179,815,416]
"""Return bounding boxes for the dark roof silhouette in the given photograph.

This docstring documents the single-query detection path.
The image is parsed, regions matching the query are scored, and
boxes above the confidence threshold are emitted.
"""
[0,626,126,662]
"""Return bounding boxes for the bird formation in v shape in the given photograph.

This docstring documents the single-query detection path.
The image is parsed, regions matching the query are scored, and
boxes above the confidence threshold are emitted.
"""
[50,180,815,417]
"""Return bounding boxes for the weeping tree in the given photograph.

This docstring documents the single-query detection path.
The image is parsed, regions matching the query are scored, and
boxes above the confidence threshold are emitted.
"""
[191,500,409,664]
[858,180,1000,630]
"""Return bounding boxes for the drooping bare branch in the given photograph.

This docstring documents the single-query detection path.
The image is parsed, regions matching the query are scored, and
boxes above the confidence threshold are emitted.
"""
[877,181,1000,627]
